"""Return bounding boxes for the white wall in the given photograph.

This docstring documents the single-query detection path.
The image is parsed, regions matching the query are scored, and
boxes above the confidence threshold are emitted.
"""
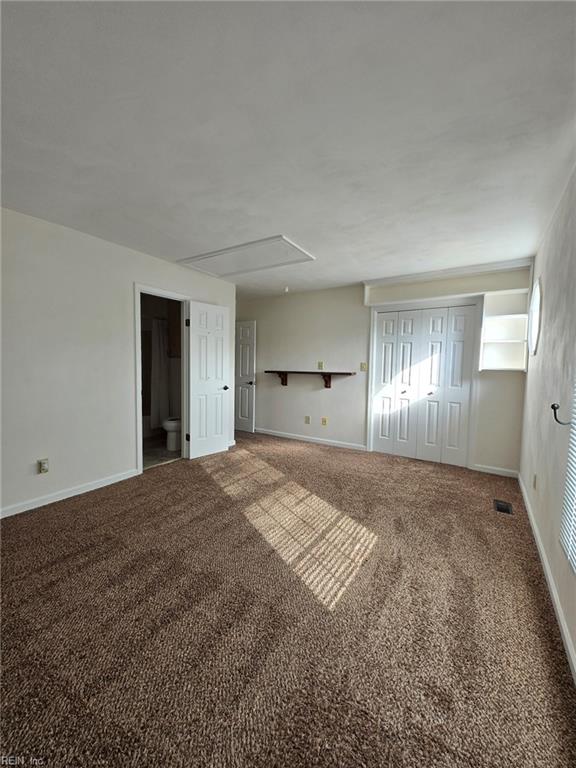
[1,209,235,514]
[238,286,370,449]
[238,279,526,473]
[520,169,576,677]
[365,268,530,305]
[470,370,525,473]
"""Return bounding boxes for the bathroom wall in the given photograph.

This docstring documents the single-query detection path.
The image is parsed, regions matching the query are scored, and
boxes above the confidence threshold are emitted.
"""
[167,299,182,419]
[169,360,181,420]
[1,208,235,514]
[140,294,182,436]
[141,294,168,435]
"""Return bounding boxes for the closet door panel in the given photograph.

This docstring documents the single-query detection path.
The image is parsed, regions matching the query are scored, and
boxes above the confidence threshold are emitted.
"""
[372,312,398,453]
[442,306,475,466]
[393,310,422,458]
[417,308,448,462]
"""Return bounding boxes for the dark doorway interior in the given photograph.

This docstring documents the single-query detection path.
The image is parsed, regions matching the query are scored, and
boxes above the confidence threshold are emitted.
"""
[141,293,182,469]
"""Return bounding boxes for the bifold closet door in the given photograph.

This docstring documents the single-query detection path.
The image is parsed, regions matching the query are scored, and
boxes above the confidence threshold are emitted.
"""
[416,308,448,462]
[372,310,421,458]
[441,305,475,466]
[372,304,475,467]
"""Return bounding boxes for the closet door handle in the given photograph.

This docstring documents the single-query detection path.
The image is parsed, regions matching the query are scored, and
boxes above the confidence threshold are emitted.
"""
[427,391,434,396]
[222,385,230,391]
[401,390,407,394]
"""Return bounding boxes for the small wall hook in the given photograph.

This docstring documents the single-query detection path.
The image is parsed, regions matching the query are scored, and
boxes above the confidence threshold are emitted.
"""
[551,403,572,426]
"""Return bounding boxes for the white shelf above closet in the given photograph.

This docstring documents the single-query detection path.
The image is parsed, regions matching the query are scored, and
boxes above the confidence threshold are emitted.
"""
[479,292,528,372]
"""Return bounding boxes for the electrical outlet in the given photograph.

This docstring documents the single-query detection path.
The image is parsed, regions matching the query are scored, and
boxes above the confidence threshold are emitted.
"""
[304,415,311,425]
[321,417,328,426]
[360,362,368,372]
[317,360,324,370]
[38,458,49,474]
[533,473,537,490]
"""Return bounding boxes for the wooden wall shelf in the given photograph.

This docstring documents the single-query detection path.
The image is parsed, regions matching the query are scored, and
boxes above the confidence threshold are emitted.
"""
[265,370,356,389]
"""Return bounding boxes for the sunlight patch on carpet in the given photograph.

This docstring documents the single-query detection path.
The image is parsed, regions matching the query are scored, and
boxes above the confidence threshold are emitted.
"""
[201,450,377,609]
[200,448,284,498]
[244,481,377,610]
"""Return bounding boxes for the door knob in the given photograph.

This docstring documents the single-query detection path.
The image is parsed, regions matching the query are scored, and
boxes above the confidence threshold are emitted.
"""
[222,385,229,390]
[247,381,254,386]
[401,390,407,394]
[427,391,434,396]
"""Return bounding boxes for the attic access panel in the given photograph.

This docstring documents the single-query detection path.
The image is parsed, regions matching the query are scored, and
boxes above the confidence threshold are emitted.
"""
[179,235,315,278]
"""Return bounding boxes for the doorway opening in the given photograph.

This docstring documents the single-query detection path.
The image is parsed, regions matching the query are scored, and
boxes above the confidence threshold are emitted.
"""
[140,293,183,470]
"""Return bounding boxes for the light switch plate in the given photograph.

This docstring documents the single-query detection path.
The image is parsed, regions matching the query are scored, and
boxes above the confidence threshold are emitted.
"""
[317,361,324,370]
[304,416,311,425]
[321,417,328,426]
[360,362,368,372]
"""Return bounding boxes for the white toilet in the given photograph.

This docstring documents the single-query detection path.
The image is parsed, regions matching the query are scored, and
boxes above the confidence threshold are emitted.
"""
[162,417,181,452]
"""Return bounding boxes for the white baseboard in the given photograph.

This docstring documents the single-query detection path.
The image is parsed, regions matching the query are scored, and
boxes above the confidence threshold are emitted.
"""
[0,469,140,519]
[518,475,576,684]
[255,428,367,452]
[468,463,519,478]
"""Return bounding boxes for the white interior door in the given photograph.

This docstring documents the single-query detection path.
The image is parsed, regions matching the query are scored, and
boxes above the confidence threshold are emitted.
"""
[416,308,448,462]
[235,320,256,433]
[441,305,475,466]
[394,310,422,458]
[372,312,398,453]
[188,301,230,459]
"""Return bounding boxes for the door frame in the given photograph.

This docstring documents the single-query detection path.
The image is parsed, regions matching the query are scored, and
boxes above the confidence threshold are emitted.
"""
[366,295,482,466]
[134,283,191,474]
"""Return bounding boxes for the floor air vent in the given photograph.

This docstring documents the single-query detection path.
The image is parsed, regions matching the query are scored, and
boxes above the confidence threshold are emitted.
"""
[494,499,513,515]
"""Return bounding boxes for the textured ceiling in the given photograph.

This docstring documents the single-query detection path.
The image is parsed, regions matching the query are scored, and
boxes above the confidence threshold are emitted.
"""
[2,2,575,297]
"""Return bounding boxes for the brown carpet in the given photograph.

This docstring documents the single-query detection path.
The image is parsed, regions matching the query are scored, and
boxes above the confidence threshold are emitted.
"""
[1,434,575,767]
